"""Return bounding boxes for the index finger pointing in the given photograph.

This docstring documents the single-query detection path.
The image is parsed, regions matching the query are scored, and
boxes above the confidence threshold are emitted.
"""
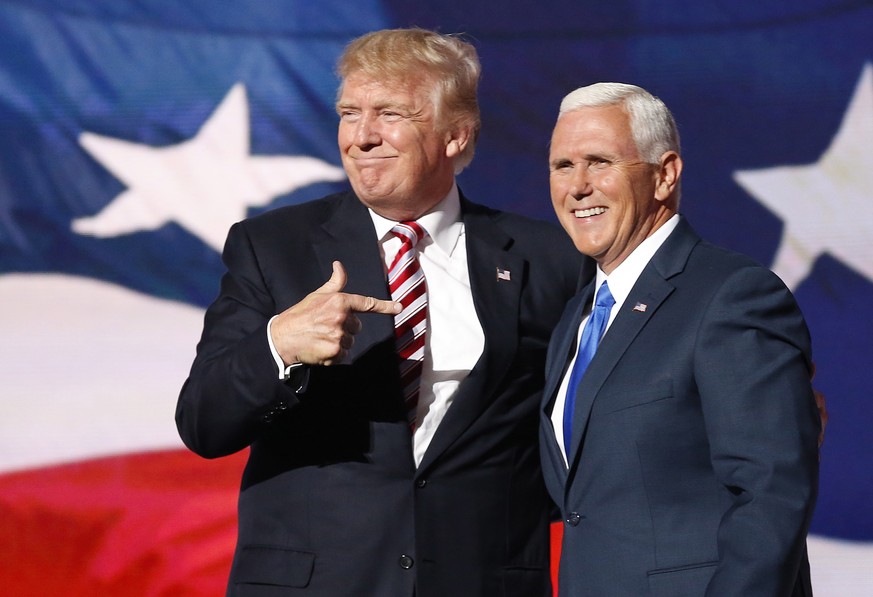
[346,294,402,315]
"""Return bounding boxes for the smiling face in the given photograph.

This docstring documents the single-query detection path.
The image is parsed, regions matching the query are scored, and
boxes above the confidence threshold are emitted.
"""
[336,72,469,221]
[549,104,681,273]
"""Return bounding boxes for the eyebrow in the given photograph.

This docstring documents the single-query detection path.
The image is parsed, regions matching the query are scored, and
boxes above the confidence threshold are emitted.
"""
[549,153,611,166]
[336,98,414,111]
[549,157,573,168]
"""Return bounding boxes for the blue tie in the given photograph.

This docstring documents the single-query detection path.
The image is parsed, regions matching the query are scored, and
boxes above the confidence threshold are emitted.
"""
[563,281,615,456]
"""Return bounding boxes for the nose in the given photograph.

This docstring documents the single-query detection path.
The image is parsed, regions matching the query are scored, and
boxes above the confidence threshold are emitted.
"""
[568,166,593,199]
[353,113,380,149]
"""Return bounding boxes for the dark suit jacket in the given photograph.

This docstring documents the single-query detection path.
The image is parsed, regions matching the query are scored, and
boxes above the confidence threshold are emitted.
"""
[176,190,584,597]
[540,218,820,597]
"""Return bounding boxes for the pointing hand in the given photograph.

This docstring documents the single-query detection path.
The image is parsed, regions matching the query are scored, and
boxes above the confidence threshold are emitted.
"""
[271,261,401,366]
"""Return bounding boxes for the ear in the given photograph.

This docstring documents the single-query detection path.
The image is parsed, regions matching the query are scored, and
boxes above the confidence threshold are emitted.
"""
[654,151,682,202]
[445,125,472,159]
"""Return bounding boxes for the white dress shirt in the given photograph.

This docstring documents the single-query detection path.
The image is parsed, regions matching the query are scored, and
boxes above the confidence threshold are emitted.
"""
[370,184,485,466]
[551,214,681,465]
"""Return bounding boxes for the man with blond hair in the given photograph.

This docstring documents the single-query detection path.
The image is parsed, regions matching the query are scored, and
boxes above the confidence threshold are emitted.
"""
[177,28,582,596]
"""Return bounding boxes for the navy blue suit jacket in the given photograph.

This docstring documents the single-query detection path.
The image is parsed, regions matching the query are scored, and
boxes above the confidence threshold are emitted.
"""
[176,190,584,596]
[540,218,819,596]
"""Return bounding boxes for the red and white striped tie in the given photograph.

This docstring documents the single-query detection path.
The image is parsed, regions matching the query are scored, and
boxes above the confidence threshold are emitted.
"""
[387,221,428,429]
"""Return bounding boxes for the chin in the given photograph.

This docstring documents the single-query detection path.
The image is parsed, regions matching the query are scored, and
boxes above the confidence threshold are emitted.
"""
[569,238,603,259]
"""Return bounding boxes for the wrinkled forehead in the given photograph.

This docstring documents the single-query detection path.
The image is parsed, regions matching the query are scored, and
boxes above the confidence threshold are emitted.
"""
[339,70,437,102]
[337,73,446,129]
[550,106,638,158]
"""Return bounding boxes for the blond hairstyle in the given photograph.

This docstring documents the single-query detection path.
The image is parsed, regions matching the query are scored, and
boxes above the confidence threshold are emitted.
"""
[336,28,481,172]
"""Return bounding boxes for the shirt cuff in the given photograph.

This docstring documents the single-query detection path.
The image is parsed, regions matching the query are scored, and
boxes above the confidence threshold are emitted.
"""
[267,314,302,381]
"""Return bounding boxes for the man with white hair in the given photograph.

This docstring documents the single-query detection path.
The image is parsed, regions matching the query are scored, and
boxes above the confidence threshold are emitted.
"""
[541,82,819,596]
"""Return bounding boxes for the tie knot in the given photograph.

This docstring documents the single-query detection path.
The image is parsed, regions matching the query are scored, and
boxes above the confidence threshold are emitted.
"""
[392,221,426,248]
[595,281,615,309]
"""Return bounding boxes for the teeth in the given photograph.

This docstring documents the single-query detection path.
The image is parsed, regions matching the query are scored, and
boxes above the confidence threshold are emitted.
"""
[574,207,607,218]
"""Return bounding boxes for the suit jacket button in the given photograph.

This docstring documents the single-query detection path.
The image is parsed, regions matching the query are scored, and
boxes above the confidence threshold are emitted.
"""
[416,479,427,488]
[399,555,414,569]
[566,512,582,526]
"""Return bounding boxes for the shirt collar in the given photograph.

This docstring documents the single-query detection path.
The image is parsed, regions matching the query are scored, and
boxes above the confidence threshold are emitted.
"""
[368,183,463,256]
[595,214,681,307]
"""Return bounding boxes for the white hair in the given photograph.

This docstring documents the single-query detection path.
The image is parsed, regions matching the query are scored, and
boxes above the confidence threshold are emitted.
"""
[559,82,680,164]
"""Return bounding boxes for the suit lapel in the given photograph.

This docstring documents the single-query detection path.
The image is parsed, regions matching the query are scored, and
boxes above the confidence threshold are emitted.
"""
[542,286,594,416]
[564,219,700,474]
[416,199,525,473]
[311,192,395,360]
[539,287,592,486]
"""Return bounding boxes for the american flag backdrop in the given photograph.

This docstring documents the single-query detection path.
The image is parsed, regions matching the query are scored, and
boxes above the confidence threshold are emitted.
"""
[1,1,871,594]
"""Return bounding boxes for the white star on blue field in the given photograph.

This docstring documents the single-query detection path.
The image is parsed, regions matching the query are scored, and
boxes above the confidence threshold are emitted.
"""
[73,83,346,251]
[734,63,873,291]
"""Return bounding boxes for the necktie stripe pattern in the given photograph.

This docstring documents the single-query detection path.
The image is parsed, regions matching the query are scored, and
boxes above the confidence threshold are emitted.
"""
[388,221,427,428]
[562,281,615,456]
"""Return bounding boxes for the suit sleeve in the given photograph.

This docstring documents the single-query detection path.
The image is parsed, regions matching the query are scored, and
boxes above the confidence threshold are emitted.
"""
[175,221,302,458]
[696,265,820,596]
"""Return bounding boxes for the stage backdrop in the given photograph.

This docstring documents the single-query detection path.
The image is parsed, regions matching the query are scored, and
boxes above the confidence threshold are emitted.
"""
[1,1,871,595]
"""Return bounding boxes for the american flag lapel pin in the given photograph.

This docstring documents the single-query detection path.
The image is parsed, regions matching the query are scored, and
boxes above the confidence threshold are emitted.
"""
[632,302,648,313]
[496,267,511,281]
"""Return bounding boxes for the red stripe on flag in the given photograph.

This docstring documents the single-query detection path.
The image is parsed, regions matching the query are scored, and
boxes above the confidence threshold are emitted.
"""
[0,449,246,597]
[0,451,564,595]
[550,521,563,596]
